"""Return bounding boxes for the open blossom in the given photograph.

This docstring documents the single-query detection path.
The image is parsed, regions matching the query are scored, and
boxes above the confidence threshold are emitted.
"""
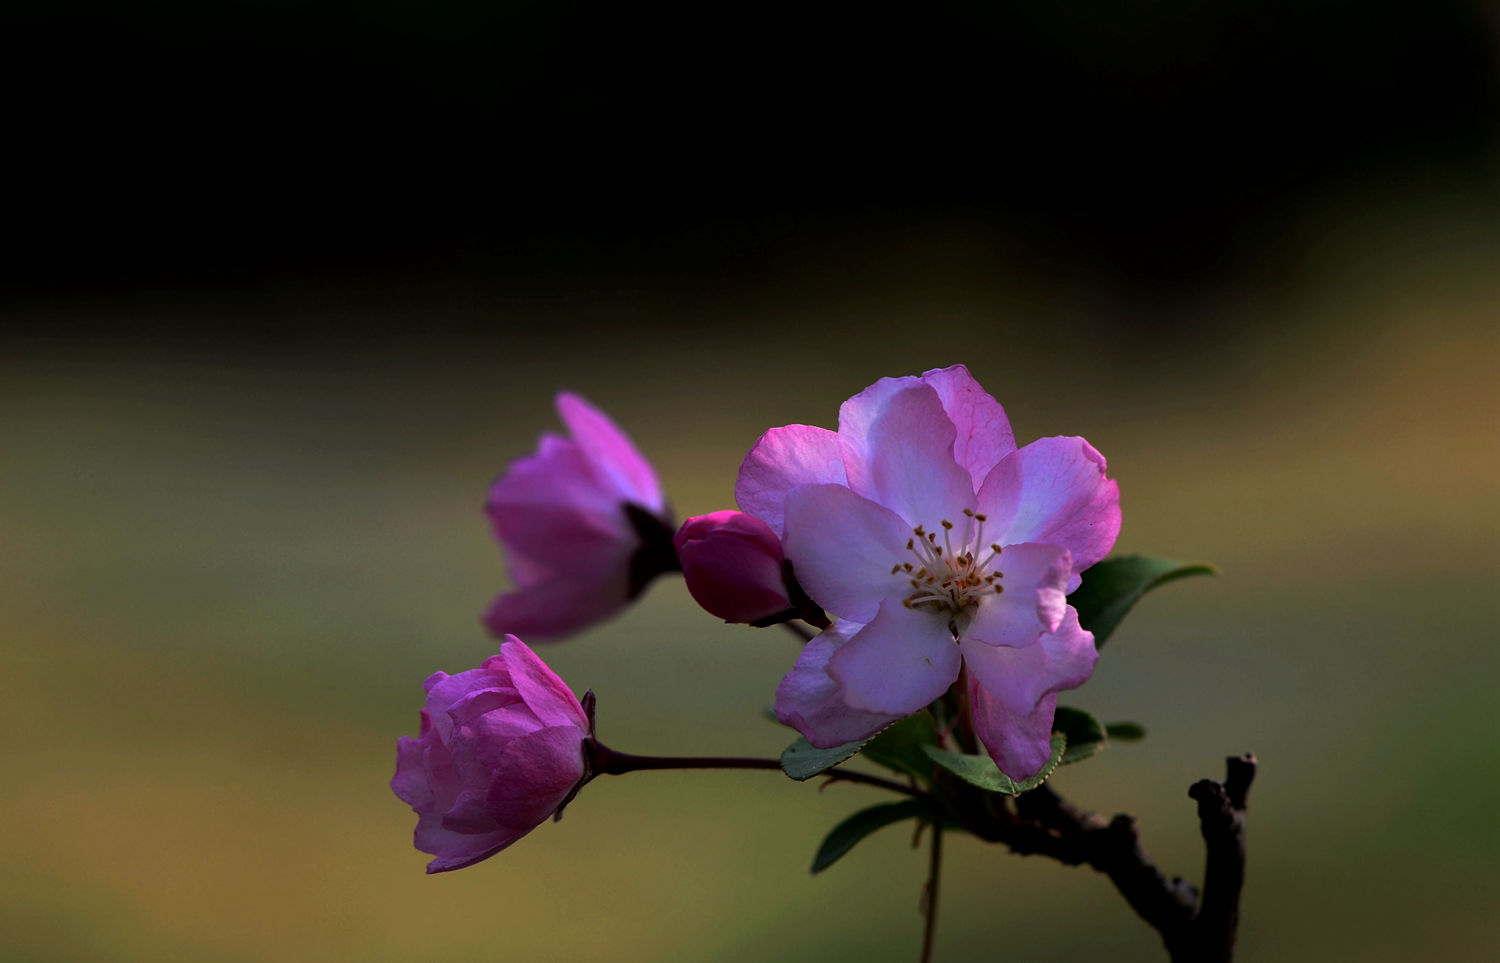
[741,365,1121,780]
[674,510,792,623]
[391,637,592,873]
[484,393,677,639]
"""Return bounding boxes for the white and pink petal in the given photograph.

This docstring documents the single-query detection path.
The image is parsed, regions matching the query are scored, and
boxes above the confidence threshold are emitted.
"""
[774,620,905,748]
[826,600,963,716]
[962,542,1072,647]
[839,383,975,527]
[976,436,1121,572]
[734,424,846,538]
[919,364,1017,483]
[782,484,911,623]
[960,606,1098,781]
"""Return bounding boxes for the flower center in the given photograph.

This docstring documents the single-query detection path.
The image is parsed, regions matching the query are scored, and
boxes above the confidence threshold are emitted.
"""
[892,508,1004,619]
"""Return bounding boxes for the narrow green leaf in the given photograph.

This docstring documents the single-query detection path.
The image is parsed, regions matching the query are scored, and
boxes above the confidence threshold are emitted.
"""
[810,799,929,874]
[1053,706,1107,766]
[860,713,939,785]
[1069,555,1216,649]
[922,734,1066,795]
[1105,721,1146,742]
[761,707,784,726]
[780,735,870,781]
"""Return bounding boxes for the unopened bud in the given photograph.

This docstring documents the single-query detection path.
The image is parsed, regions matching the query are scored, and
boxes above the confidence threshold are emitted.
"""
[673,510,791,623]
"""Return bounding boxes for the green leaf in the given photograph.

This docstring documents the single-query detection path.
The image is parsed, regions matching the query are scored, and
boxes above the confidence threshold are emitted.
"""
[780,735,870,781]
[860,713,940,785]
[761,707,784,726]
[1105,721,1146,742]
[1069,555,1216,649]
[922,734,1066,795]
[810,799,929,874]
[1053,706,1107,766]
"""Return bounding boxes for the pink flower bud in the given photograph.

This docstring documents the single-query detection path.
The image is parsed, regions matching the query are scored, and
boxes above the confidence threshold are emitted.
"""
[391,637,592,873]
[674,510,792,623]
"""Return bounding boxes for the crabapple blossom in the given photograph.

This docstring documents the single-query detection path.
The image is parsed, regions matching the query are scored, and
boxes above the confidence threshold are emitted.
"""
[742,365,1120,780]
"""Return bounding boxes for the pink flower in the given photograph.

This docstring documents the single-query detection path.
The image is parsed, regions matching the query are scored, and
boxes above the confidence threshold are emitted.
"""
[484,393,678,639]
[674,510,792,623]
[741,365,1121,781]
[391,636,592,873]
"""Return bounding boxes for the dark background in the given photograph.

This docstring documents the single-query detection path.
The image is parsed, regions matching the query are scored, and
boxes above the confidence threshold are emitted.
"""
[7,0,1498,319]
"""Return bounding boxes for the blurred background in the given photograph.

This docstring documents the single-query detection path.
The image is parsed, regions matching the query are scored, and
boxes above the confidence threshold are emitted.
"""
[3,1,1497,960]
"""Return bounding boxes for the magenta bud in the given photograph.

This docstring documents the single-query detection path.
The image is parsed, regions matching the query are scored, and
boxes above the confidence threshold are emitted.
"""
[391,637,593,874]
[674,510,792,623]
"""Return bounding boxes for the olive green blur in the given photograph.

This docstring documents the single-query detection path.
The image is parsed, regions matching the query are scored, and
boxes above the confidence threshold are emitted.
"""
[4,191,1496,961]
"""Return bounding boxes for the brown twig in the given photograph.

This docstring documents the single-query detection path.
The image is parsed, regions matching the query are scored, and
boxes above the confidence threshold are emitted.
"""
[919,821,943,963]
[1000,753,1257,961]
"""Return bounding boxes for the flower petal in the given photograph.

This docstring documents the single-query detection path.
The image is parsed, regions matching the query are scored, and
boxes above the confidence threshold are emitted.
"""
[448,710,543,784]
[920,364,1016,483]
[391,734,434,809]
[441,789,503,834]
[961,606,1098,781]
[967,676,1060,785]
[486,435,633,577]
[556,392,664,511]
[484,725,588,828]
[976,436,1121,572]
[495,638,591,731]
[839,382,975,527]
[963,542,1072,646]
[482,567,632,640]
[419,735,461,812]
[446,686,526,729]
[414,809,515,874]
[774,620,905,748]
[423,669,512,742]
[783,484,910,622]
[827,600,962,715]
[734,424,846,538]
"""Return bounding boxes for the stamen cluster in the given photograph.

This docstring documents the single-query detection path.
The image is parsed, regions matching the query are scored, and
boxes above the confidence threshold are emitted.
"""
[894,507,1004,616]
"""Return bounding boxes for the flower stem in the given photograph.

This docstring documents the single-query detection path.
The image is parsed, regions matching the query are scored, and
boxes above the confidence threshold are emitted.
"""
[920,820,943,963]
[779,621,815,643]
[589,744,927,798]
